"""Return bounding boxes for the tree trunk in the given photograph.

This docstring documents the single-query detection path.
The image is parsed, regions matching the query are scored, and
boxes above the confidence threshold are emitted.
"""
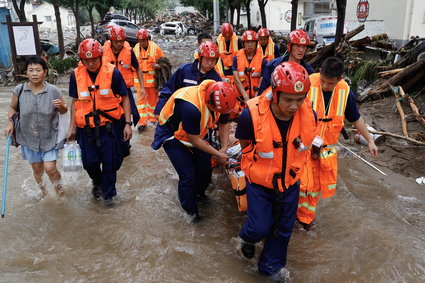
[229,5,235,25]
[95,5,108,20]
[88,6,95,37]
[236,6,241,28]
[245,1,251,29]
[52,0,64,58]
[335,0,347,51]
[258,0,268,29]
[12,0,27,22]
[70,0,81,47]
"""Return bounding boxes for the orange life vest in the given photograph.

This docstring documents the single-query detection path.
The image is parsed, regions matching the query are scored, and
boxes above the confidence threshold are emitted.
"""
[236,48,264,98]
[241,88,316,191]
[133,41,163,88]
[74,62,123,128]
[308,73,350,145]
[217,33,239,70]
[258,37,275,62]
[158,80,220,147]
[103,41,134,87]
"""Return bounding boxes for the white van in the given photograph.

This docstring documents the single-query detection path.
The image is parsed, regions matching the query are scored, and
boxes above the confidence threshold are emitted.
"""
[304,16,347,46]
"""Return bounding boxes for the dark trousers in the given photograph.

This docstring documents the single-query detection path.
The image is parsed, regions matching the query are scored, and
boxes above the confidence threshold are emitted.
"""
[163,138,212,215]
[77,123,124,200]
[239,180,300,276]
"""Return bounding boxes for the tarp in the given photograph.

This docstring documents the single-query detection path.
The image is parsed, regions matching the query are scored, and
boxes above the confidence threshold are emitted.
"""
[0,8,12,68]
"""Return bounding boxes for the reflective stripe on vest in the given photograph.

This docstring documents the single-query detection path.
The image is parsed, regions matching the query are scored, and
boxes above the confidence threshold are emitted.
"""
[217,34,239,68]
[134,41,160,87]
[74,62,123,128]
[103,41,134,87]
[241,87,316,191]
[258,37,275,61]
[308,73,350,145]
[236,48,263,98]
[159,80,218,145]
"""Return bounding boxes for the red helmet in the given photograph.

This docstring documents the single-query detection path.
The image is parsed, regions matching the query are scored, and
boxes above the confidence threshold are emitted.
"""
[198,41,220,59]
[271,61,311,101]
[205,81,236,114]
[221,23,233,37]
[78,39,103,59]
[287,29,310,51]
[136,29,149,40]
[257,28,270,38]
[242,30,258,41]
[109,26,126,41]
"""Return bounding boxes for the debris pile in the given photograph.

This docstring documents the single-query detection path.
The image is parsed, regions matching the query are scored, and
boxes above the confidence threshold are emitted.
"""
[142,11,213,34]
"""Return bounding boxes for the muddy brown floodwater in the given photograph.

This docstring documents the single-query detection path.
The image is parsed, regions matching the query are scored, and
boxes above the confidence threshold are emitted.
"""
[0,35,424,282]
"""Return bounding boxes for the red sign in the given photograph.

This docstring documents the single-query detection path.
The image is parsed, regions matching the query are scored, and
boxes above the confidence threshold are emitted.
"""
[357,0,369,22]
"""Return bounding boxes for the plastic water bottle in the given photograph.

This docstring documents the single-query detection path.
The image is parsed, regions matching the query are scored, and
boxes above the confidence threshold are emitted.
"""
[63,143,71,171]
[74,143,83,171]
[67,143,76,171]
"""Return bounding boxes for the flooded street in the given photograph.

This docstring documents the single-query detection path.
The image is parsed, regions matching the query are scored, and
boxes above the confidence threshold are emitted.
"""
[0,81,424,282]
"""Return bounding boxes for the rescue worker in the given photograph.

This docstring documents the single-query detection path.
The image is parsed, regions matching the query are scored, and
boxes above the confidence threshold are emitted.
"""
[133,28,164,132]
[236,62,316,280]
[67,39,132,203]
[233,30,268,102]
[297,56,378,230]
[103,27,143,124]
[151,80,236,220]
[258,29,314,95]
[154,41,222,115]
[194,33,226,80]
[257,28,281,62]
[216,23,243,82]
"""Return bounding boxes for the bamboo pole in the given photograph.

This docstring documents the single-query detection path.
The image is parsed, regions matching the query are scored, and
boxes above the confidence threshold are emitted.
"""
[393,89,409,137]
[399,87,425,126]
[369,130,425,146]
[378,68,404,78]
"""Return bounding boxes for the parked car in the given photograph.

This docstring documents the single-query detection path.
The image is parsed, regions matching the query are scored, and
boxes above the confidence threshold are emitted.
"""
[103,13,129,21]
[96,19,139,45]
[304,16,347,46]
[186,25,199,36]
[160,21,188,36]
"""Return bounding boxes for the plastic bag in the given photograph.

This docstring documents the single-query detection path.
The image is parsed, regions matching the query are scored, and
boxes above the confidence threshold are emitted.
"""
[62,142,83,172]
[56,110,70,149]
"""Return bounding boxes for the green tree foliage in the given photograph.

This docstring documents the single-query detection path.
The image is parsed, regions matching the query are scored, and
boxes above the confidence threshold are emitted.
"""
[122,0,174,23]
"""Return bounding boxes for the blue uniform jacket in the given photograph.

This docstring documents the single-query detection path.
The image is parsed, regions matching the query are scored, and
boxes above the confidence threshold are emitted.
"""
[154,60,222,115]
[257,54,315,95]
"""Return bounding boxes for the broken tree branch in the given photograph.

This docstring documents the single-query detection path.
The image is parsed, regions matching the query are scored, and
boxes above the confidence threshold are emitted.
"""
[388,85,409,137]
[369,130,425,146]
[378,68,404,77]
[399,87,425,126]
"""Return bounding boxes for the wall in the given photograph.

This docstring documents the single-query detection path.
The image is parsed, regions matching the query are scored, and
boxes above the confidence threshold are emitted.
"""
[407,0,425,38]
[25,3,75,31]
[345,0,407,42]
[236,0,305,32]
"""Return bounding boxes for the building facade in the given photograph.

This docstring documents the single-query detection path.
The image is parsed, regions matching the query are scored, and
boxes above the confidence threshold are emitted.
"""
[236,0,425,44]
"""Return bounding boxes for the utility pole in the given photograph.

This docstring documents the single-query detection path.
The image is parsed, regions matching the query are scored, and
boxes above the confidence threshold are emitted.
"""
[213,0,220,35]
[335,0,347,50]
[290,0,298,31]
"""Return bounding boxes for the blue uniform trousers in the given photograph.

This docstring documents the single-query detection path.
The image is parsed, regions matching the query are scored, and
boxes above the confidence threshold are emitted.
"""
[163,138,212,215]
[239,180,300,276]
[77,123,124,200]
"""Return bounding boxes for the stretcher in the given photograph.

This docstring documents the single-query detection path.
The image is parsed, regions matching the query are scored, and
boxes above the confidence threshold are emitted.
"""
[225,142,247,212]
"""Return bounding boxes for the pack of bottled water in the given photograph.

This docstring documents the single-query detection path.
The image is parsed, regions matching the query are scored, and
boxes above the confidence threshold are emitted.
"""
[62,142,83,172]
